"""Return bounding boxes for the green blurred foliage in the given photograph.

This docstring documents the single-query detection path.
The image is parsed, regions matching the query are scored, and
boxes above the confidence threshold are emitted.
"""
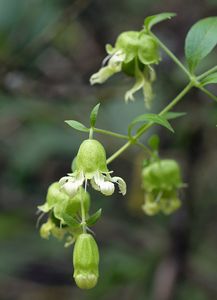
[0,0,217,300]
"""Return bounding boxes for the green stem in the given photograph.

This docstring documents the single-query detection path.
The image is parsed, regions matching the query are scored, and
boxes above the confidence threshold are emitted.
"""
[80,185,87,233]
[89,127,93,139]
[197,65,217,81]
[198,86,217,103]
[107,82,193,164]
[150,33,191,79]
[93,128,129,140]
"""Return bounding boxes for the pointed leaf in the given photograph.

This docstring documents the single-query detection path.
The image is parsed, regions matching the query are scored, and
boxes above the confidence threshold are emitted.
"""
[65,120,89,132]
[62,212,80,228]
[86,209,102,226]
[185,17,217,72]
[144,12,176,31]
[162,111,187,120]
[201,72,217,86]
[128,113,174,136]
[90,103,100,127]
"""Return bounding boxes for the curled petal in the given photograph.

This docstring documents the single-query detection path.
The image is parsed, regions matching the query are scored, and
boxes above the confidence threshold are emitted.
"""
[92,172,115,196]
[100,181,115,196]
[59,172,84,197]
[124,66,145,102]
[90,50,125,85]
[111,176,127,195]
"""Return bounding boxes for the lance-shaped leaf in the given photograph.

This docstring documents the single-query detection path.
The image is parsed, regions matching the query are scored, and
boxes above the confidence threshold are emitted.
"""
[86,209,102,227]
[201,72,217,86]
[128,113,174,137]
[162,111,187,120]
[62,212,81,228]
[144,12,176,31]
[185,17,217,73]
[90,103,101,128]
[65,120,89,132]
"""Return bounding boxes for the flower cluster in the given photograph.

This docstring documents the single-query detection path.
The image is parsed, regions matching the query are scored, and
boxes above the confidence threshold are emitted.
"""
[90,30,160,109]
[141,159,184,215]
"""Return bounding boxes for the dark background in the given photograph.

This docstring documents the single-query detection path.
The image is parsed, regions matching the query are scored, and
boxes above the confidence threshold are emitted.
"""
[0,0,217,299]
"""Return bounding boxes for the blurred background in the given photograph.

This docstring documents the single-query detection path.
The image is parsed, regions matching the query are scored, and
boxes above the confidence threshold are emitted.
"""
[0,0,217,299]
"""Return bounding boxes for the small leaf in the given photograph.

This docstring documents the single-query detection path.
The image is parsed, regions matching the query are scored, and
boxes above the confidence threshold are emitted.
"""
[144,12,176,31]
[148,134,160,151]
[62,212,80,228]
[201,72,217,86]
[162,112,187,120]
[90,103,100,127]
[65,120,89,132]
[86,209,102,226]
[128,113,174,136]
[185,17,217,72]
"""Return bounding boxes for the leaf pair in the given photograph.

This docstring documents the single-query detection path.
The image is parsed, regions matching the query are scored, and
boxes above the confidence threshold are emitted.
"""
[128,112,186,137]
[62,209,102,229]
[65,103,100,133]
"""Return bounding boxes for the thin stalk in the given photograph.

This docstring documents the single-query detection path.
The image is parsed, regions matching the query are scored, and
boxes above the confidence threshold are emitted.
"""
[80,183,87,233]
[150,33,191,79]
[93,128,129,140]
[106,83,193,164]
[198,86,217,103]
[197,65,217,81]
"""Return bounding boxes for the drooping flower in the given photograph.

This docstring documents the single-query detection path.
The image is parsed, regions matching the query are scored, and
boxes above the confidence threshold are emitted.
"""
[73,233,99,289]
[141,159,184,215]
[90,30,160,109]
[59,139,127,197]
[38,181,90,222]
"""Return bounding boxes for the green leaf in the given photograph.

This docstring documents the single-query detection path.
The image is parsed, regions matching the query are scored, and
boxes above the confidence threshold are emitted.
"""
[62,212,80,228]
[201,72,217,86]
[148,134,160,151]
[162,111,187,120]
[185,17,217,72]
[86,209,102,226]
[128,113,174,136]
[144,12,176,31]
[65,120,89,132]
[90,103,100,127]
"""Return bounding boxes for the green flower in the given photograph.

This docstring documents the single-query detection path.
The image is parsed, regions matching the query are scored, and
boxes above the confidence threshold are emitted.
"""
[59,139,126,197]
[90,30,160,108]
[38,181,90,223]
[142,159,184,215]
[73,233,99,289]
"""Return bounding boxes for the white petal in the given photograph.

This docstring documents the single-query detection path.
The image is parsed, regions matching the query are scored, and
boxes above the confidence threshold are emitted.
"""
[59,172,84,197]
[93,172,115,196]
[111,176,127,195]
[100,181,115,196]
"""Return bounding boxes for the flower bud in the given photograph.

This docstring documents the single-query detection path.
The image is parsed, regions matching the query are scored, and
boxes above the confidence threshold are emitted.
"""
[76,139,108,179]
[73,233,99,289]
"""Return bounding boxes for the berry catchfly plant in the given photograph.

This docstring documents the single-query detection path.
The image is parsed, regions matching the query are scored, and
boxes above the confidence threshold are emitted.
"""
[38,13,217,290]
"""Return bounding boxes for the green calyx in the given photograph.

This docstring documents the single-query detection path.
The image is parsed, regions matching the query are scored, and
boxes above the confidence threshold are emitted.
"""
[114,31,160,66]
[142,159,183,215]
[38,182,68,213]
[142,159,182,192]
[76,139,108,179]
[73,233,99,289]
